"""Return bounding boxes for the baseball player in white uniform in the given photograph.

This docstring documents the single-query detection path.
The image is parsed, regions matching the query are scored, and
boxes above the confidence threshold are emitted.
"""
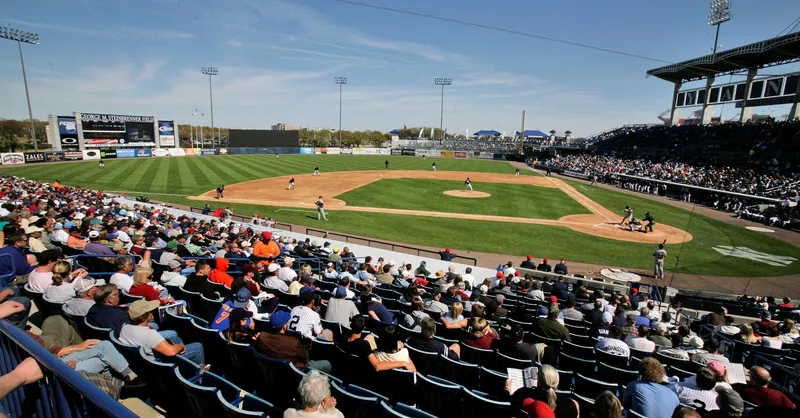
[621,205,633,225]
[465,177,473,192]
[313,167,320,176]
[653,243,667,279]
[287,177,295,190]
[515,168,520,177]
[316,196,328,221]
[431,162,437,171]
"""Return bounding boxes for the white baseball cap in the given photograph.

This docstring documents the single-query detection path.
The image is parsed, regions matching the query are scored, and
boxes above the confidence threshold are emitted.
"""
[88,230,100,238]
[283,257,295,264]
[267,263,280,273]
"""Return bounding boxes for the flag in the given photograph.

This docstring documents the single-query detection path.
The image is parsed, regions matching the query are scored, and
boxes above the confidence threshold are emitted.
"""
[418,129,424,139]
[403,124,407,130]
[429,127,434,138]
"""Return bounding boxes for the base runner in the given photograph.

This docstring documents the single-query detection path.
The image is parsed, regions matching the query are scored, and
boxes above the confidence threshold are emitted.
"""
[316,196,328,221]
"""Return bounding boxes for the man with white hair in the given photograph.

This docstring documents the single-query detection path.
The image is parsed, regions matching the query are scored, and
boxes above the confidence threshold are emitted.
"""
[279,257,298,283]
[284,370,344,418]
[62,277,100,316]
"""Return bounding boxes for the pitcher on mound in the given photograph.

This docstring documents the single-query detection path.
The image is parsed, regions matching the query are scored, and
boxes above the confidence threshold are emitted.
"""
[465,177,473,192]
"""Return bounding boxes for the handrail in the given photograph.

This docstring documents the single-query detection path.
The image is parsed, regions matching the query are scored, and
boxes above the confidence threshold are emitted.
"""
[0,319,138,417]
[305,227,479,266]
[72,254,138,277]
[187,206,293,231]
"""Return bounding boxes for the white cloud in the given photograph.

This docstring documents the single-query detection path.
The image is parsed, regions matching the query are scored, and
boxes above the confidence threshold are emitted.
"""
[3,19,195,40]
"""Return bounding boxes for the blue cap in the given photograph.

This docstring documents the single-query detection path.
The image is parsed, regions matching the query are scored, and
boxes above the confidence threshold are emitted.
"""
[65,221,76,228]
[270,311,291,329]
[233,287,252,308]
[335,286,347,298]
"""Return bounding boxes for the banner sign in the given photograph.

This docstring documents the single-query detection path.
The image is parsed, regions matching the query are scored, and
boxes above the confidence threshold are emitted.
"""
[152,149,170,157]
[1,153,24,165]
[299,147,315,155]
[479,152,494,159]
[493,153,506,160]
[80,113,156,147]
[320,147,328,154]
[135,148,152,157]
[44,152,65,162]
[326,147,340,155]
[352,148,366,155]
[314,148,322,154]
[401,149,416,156]
[218,148,229,155]
[57,116,79,149]
[340,148,353,155]
[82,150,101,160]
[183,148,196,156]
[391,149,402,155]
[116,149,136,158]
[23,152,46,163]
[454,151,467,159]
[415,149,440,158]
[677,73,798,108]
[168,148,186,156]
[65,152,83,161]
[199,148,217,156]
[99,150,116,158]
[440,151,454,159]
[376,148,390,155]
[157,121,176,147]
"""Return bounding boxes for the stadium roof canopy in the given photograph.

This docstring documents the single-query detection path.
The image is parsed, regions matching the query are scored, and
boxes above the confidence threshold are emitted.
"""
[473,130,501,136]
[647,32,800,83]
[521,130,549,138]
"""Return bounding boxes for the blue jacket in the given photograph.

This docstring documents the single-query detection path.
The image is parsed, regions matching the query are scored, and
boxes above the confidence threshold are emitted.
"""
[0,246,35,286]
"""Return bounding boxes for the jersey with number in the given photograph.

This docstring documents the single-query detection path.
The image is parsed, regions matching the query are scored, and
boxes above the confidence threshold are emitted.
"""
[653,249,667,261]
[287,305,323,339]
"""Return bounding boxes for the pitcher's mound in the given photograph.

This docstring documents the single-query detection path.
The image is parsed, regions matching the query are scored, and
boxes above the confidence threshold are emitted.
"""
[443,190,491,198]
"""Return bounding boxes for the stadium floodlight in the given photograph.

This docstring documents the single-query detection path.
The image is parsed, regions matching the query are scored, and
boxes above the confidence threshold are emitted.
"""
[434,78,452,140]
[0,26,40,150]
[201,67,219,146]
[708,0,731,57]
[334,77,348,147]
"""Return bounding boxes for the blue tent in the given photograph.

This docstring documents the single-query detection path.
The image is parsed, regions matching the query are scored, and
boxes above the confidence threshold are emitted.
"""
[473,130,501,137]
[522,130,549,138]
[390,129,400,134]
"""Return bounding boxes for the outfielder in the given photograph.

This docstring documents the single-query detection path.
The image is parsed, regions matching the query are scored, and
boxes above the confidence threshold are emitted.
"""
[465,177,473,192]
[316,196,328,221]
[653,243,667,279]
[431,162,437,171]
[98,160,105,169]
[287,177,295,190]
[515,168,520,178]
[621,205,633,225]
[313,167,320,176]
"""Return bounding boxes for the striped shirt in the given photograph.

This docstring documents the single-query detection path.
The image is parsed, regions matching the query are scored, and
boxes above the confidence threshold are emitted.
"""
[288,306,323,339]
[669,381,719,410]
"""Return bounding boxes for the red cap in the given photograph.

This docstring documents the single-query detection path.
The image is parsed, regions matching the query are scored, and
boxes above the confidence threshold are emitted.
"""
[527,255,532,260]
[496,272,505,279]
[262,231,272,240]
[631,288,639,294]
[514,271,520,277]
[522,400,555,418]
[543,258,548,262]
[445,248,450,253]
[549,296,558,304]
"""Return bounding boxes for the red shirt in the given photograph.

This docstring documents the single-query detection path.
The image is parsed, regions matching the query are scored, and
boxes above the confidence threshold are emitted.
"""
[732,383,796,409]
[778,303,795,308]
[129,284,161,303]
[464,332,498,350]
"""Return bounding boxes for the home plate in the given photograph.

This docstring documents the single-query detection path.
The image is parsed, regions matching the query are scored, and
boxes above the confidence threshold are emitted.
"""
[745,226,775,233]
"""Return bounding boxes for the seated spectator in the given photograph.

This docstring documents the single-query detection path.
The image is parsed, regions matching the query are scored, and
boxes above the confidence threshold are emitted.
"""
[777,297,794,309]
[27,250,62,292]
[208,258,234,288]
[422,286,449,313]
[84,230,115,256]
[339,315,376,356]
[288,292,333,341]
[561,295,584,322]
[735,323,761,344]
[498,324,540,363]
[0,232,37,286]
[761,326,783,349]
[183,260,219,299]
[211,287,256,332]
[464,317,498,349]
[375,264,394,285]
[520,255,536,269]
[119,300,205,364]
[527,281,545,301]
[45,261,88,303]
[373,325,415,371]
[360,292,395,324]
[401,296,429,331]
[66,227,87,250]
[160,259,187,288]
[535,306,571,342]
[658,333,691,361]
[323,263,338,280]
[714,316,740,337]
[751,311,778,334]
[779,319,799,344]
[623,358,680,418]
[109,257,134,292]
[625,325,656,352]
[732,366,796,409]
[86,284,130,334]
[636,307,653,328]
[128,269,173,305]
[263,263,288,292]
[707,387,745,418]
[255,311,331,373]
[62,277,100,316]
[553,260,569,276]
[283,370,344,418]
[324,286,360,328]
[537,258,552,272]
[648,322,673,347]
[440,286,461,305]
[407,317,460,360]
[590,312,613,339]
[510,364,579,418]
[594,391,623,418]
[669,367,720,411]
[442,302,468,329]
[596,326,630,358]
[692,339,729,365]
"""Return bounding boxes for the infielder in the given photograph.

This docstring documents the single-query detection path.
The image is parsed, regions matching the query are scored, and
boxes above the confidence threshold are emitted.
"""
[431,162,436,171]
[316,196,328,221]
[216,185,225,199]
[621,205,633,225]
[653,243,667,279]
[287,177,295,190]
[515,168,520,178]
[465,177,473,192]
[313,167,320,176]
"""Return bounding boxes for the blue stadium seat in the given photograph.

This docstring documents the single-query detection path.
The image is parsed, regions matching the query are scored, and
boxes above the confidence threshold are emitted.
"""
[559,352,596,377]
[595,349,629,369]
[391,402,438,418]
[494,351,533,373]
[563,340,595,358]
[82,316,112,341]
[320,319,342,340]
[199,294,224,323]
[459,387,511,418]
[119,289,144,305]
[175,367,242,418]
[477,366,510,400]
[136,347,187,413]
[435,354,480,390]
[217,391,284,418]
[459,343,495,368]
[191,318,228,375]
[573,393,595,413]
[109,331,146,372]
[574,373,619,399]
[556,368,574,391]
[416,374,462,418]
[162,310,202,344]
[331,382,383,418]
[179,286,204,314]
[397,324,422,340]
[224,336,256,392]
[251,348,295,408]
[39,294,66,320]
[598,362,638,387]
[376,368,416,405]
[627,410,647,418]
[405,344,439,376]
[310,338,337,363]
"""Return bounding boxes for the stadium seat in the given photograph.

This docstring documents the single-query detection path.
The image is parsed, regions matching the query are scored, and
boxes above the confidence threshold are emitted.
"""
[320,319,343,340]
[460,343,495,368]
[598,362,639,386]
[628,356,643,371]
[669,365,696,381]
[199,294,224,323]
[477,366,510,400]
[570,333,594,347]
[367,317,394,336]
[559,352,596,377]
[61,309,87,339]
[175,367,242,418]
[629,347,656,359]
[136,347,187,413]
[574,373,618,399]
[38,294,66,319]
[162,311,202,344]
[179,287,204,314]
[217,391,284,418]
[505,317,534,332]
[556,368,573,391]
[376,368,416,405]
[627,409,647,418]
[277,290,301,308]
[416,374,462,418]
[83,316,113,341]
[310,338,337,363]
[109,332,146,372]
[460,387,512,418]
[119,289,144,305]
[562,341,595,358]
[331,382,384,418]
[494,352,533,373]
[191,318,227,374]
[564,324,586,336]
[405,344,439,376]
[210,282,231,299]
[573,393,595,413]
[595,350,628,369]
[225,337,257,392]
[251,348,295,408]
[391,402,438,418]
[397,324,422,340]
[435,354,480,390]
[655,352,691,370]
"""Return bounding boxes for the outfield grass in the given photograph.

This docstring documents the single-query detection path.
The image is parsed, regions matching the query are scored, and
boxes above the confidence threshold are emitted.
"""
[335,178,590,219]
[2,155,799,276]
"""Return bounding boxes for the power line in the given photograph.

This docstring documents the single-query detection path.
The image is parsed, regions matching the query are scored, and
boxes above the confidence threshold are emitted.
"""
[777,15,800,36]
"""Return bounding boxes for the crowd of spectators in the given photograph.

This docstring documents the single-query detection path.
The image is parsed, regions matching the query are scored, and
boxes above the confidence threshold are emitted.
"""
[0,174,797,417]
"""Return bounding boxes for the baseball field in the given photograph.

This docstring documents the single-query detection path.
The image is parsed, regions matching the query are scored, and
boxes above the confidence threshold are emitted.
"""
[3,154,800,279]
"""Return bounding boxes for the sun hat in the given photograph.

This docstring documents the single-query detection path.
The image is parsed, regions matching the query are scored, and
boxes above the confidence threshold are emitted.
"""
[168,260,182,269]
[128,300,160,319]
[73,278,99,293]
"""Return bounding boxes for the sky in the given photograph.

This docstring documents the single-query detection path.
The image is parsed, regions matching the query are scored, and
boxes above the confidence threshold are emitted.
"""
[2,0,800,137]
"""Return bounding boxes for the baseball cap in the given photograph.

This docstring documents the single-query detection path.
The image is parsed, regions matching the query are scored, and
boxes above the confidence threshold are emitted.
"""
[495,294,505,303]
[73,278,98,293]
[220,233,229,238]
[128,300,160,319]
[527,255,532,260]
[262,231,272,240]
[444,248,450,253]
[166,240,179,250]
[715,387,744,413]
[479,285,488,294]
[522,400,555,418]
[65,221,75,228]
[496,271,505,279]
[602,312,613,324]
[300,291,317,305]
[327,262,334,268]
[168,260,182,269]
[332,247,340,253]
[233,287,252,308]
[88,230,100,238]
[537,306,549,317]
[283,257,295,265]
[107,233,119,240]
[229,308,253,323]
[24,226,44,234]
[549,295,558,304]
[435,270,445,278]
[335,286,347,298]
[54,223,63,230]
[267,263,280,273]
[270,311,291,329]
[689,336,704,349]
[706,360,726,377]
[543,258,549,263]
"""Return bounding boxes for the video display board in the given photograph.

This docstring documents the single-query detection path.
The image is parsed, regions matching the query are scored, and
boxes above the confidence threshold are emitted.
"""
[229,129,299,148]
[80,113,156,146]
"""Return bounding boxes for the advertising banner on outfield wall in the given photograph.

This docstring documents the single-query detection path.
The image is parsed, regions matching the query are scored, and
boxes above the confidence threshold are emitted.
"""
[117,149,136,158]
[479,152,493,159]
[376,148,390,155]
[45,152,65,162]
[340,148,353,155]
[218,148,229,155]
[100,150,117,158]
[199,149,218,156]
[326,147,340,155]
[82,150,101,160]
[65,152,83,161]
[401,149,415,156]
[157,121,176,147]
[314,148,322,154]
[352,148,365,155]
[135,148,152,157]
[454,151,467,159]
[493,153,505,160]
[167,148,185,156]
[152,149,170,157]
[300,147,315,155]
[24,152,46,163]
[415,149,440,158]
[57,117,79,149]
[183,148,196,156]
[440,151,454,159]
[1,153,24,165]
[391,149,402,155]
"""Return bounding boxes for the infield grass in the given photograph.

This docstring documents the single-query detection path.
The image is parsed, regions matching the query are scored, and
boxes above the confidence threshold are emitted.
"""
[335,178,590,219]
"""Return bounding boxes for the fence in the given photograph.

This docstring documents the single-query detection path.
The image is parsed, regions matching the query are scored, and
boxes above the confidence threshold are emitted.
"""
[305,228,478,266]
[188,207,293,231]
[0,320,137,418]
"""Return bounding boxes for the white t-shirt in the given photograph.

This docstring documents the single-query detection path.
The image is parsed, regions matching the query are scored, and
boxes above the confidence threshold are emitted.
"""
[595,338,631,358]
[119,324,165,357]
[52,230,70,244]
[462,274,476,287]
[45,282,76,303]
[625,335,656,353]
[288,305,323,339]
[28,270,53,292]
[278,266,297,283]
[110,273,134,292]
[374,347,411,363]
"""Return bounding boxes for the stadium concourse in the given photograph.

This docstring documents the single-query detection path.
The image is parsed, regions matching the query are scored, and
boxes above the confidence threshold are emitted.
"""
[0,175,798,418]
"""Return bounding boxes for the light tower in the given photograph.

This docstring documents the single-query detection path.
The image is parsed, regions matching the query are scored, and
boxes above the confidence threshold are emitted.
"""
[1,26,40,150]
[334,77,348,147]
[434,77,452,140]
[708,0,732,57]
[201,67,219,146]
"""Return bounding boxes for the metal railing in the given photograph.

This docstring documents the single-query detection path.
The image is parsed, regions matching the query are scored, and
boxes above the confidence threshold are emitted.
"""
[72,254,138,277]
[0,319,137,418]
[752,354,800,406]
[188,206,293,231]
[305,227,478,266]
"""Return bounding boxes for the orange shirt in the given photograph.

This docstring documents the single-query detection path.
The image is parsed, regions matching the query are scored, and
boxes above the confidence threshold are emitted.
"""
[53,181,61,189]
[253,240,280,266]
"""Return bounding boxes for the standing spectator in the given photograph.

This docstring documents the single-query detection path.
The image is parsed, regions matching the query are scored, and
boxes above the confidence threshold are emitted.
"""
[623,358,680,418]
[732,366,796,409]
[252,232,280,267]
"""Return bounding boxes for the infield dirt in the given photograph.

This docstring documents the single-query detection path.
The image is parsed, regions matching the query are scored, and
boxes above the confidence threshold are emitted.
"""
[191,170,692,245]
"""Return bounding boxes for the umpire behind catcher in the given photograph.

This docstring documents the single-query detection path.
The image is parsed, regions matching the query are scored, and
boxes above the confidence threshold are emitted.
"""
[644,212,655,233]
